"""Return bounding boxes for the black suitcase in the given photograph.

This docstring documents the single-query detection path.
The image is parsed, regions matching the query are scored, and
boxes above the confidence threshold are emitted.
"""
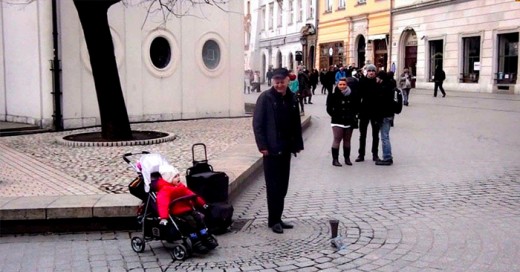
[204,202,234,234]
[186,143,229,203]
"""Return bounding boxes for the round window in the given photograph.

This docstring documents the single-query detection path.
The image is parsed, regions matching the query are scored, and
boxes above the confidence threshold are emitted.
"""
[202,40,220,69]
[150,37,171,69]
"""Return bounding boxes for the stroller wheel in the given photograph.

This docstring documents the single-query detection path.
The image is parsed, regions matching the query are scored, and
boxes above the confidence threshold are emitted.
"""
[171,244,188,261]
[131,237,145,253]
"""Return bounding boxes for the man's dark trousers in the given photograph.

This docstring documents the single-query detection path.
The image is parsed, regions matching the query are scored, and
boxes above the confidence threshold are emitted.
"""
[358,117,380,158]
[263,152,291,227]
[434,81,446,97]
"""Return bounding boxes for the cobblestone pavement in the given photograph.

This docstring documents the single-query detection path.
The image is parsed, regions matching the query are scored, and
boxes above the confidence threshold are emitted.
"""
[1,88,520,271]
[0,118,252,197]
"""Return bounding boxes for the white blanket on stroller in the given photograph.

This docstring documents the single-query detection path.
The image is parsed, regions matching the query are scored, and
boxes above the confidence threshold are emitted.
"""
[139,153,170,192]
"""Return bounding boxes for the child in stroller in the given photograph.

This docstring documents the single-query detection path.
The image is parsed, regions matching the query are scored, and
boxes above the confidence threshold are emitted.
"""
[155,164,218,254]
[127,152,218,259]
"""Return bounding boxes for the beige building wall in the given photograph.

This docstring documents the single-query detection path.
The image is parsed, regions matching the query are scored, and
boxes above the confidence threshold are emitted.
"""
[392,0,520,94]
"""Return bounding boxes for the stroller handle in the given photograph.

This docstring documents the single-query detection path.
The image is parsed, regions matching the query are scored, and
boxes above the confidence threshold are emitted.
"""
[123,151,150,163]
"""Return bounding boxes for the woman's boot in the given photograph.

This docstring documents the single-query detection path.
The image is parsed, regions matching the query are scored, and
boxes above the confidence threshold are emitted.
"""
[343,147,352,165]
[332,148,342,167]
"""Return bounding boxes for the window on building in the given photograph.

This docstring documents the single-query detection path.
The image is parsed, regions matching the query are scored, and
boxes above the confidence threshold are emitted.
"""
[461,36,480,83]
[260,6,265,31]
[357,0,366,5]
[268,3,274,30]
[277,3,283,27]
[497,33,518,84]
[150,37,171,69]
[297,0,303,22]
[338,0,345,9]
[202,40,220,69]
[429,40,443,81]
[325,0,333,12]
[308,0,314,19]
[288,0,294,25]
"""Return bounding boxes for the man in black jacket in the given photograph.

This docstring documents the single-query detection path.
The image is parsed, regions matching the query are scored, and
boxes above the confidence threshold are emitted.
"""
[356,64,382,162]
[433,66,446,97]
[253,68,304,234]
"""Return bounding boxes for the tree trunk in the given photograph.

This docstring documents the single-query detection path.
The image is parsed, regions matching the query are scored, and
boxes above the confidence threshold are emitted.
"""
[73,0,132,140]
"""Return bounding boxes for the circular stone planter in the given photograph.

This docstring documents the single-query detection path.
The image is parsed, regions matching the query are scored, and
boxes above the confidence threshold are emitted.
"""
[56,131,176,147]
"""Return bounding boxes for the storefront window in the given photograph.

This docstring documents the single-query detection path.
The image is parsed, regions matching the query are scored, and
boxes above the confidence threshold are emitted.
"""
[497,33,518,84]
[462,36,480,83]
[429,40,443,81]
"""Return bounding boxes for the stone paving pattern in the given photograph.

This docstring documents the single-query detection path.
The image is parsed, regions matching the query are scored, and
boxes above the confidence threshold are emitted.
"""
[1,87,520,271]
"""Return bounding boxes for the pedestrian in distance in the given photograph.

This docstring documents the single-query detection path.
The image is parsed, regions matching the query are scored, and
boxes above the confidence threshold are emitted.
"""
[375,71,396,166]
[356,64,382,163]
[266,68,273,87]
[319,68,327,94]
[335,66,346,85]
[309,68,319,96]
[399,67,414,106]
[252,68,304,234]
[325,66,336,95]
[433,66,447,97]
[251,71,261,93]
[326,77,360,167]
[244,70,251,94]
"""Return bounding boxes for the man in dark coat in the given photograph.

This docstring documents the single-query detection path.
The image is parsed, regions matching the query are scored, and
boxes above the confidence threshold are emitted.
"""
[433,66,446,97]
[253,68,304,234]
[356,64,383,163]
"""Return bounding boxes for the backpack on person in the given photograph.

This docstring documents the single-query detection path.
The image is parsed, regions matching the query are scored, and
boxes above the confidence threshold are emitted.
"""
[393,88,403,114]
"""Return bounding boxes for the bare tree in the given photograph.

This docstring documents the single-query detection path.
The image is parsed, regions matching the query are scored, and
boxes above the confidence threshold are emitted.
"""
[72,0,229,140]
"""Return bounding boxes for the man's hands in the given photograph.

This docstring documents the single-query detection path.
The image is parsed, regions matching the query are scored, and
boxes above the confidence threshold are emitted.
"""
[259,150,269,156]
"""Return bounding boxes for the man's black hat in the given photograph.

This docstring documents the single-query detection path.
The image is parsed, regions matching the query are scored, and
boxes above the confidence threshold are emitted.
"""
[272,68,289,79]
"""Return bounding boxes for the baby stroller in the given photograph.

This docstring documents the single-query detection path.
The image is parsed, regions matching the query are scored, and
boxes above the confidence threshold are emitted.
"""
[124,151,218,260]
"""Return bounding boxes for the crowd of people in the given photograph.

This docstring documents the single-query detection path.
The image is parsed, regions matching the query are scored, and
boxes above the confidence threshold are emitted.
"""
[251,63,449,234]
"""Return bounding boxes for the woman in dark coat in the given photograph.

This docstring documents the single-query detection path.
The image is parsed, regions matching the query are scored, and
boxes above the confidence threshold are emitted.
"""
[326,77,360,166]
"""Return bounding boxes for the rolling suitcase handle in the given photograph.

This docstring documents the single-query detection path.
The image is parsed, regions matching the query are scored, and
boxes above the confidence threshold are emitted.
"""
[191,143,208,165]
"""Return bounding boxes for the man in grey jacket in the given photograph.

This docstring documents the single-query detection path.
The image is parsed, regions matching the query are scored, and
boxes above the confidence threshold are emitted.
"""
[253,68,304,234]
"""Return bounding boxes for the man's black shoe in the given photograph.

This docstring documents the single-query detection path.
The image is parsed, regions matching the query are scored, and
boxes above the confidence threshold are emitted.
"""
[355,156,364,162]
[308,102,313,104]
[375,159,393,166]
[372,155,380,162]
[271,223,283,234]
[280,221,294,229]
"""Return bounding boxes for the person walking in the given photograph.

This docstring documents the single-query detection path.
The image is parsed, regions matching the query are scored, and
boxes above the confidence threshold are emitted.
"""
[399,67,413,106]
[319,68,327,94]
[433,66,446,97]
[252,68,304,234]
[298,68,311,108]
[375,71,396,166]
[325,66,336,95]
[251,71,261,93]
[326,77,360,167]
[335,66,346,85]
[266,68,273,87]
[309,69,319,97]
[356,64,382,163]
[244,70,251,94]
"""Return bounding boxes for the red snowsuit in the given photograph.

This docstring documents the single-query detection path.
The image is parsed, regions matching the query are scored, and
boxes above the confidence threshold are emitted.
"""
[155,178,206,219]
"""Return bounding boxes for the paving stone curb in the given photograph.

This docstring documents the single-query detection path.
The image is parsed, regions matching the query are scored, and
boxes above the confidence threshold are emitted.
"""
[55,131,177,147]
